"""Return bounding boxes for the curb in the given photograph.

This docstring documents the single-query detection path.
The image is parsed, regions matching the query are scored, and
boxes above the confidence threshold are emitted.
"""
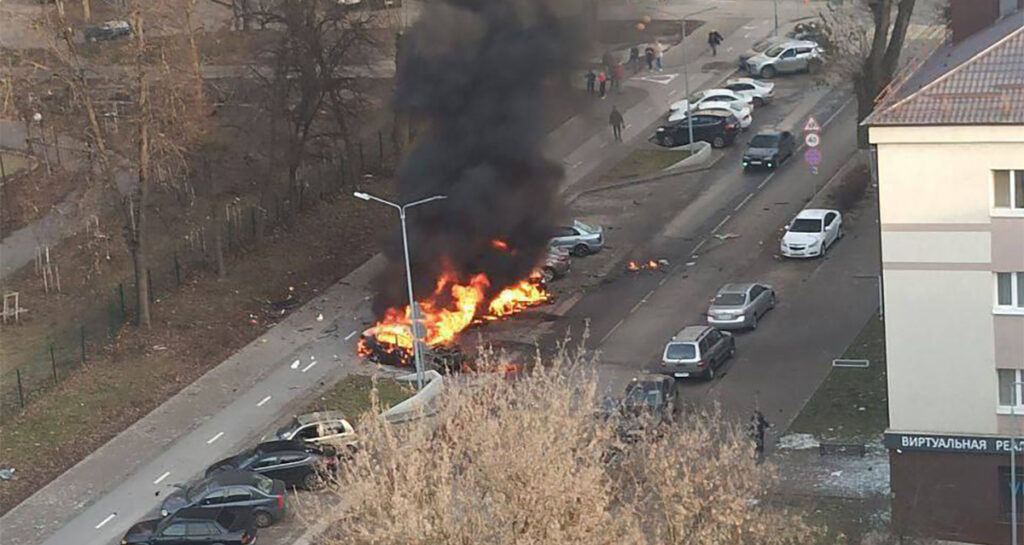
[567,142,720,204]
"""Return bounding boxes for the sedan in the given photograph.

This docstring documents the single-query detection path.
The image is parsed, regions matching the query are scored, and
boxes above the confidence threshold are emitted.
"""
[674,101,752,129]
[540,246,571,282]
[723,77,775,107]
[549,220,603,257]
[206,440,339,490]
[122,508,255,545]
[780,209,844,258]
[706,283,776,330]
[160,470,286,528]
[742,130,794,170]
[668,88,752,116]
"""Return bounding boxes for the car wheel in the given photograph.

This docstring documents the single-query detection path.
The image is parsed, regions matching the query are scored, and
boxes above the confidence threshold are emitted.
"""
[661,135,676,147]
[769,294,776,309]
[819,241,829,258]
[571,244,590,257]
[302,472,322,490]
[760,65,777,79]
[712,136,726,148]
[540,267,556,283]
[753,97,764,108]
[254,510,274,528]
[838,226,846,239]
[729,344,736,359]
[705,365,716,380]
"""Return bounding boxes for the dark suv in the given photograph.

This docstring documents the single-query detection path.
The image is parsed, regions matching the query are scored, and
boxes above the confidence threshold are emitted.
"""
[660,325,735,380]
[122,508,255,545]
[653,112,739,149]
[623,374,678,417]
[161,470,286,528]
[206,440,339,489]
[742,131,795,171]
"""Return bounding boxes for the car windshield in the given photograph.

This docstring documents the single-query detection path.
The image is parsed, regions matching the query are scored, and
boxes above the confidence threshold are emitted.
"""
[713,293,747,306]
[765,45,785,57]
[253,474,275,494]
[687,91,705,103]
[185,479,212,502]
[790,218,823,233]
[232,448,259,469]
[749,135,778,148]
[275,419,301,438]
[752,39,774,52]
[664,342,697,360]
[625,385,663,408]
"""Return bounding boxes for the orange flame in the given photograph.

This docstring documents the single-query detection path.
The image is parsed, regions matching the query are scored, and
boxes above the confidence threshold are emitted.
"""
[627,259,661,272]
[491,239,510,252]
[488,279,549,316]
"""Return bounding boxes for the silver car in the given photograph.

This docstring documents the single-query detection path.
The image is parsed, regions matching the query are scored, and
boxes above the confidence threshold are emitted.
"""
[549,220,604,257]
[706,283,776,330]
[540,247,571,282]
[269,410,357,447]
[746,39,822,79]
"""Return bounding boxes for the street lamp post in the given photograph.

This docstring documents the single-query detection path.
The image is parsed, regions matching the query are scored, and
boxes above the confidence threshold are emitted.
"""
[1013,381,1024,545]
[354,191,447,390]
[678,24,695,151]
[773,0,780,37]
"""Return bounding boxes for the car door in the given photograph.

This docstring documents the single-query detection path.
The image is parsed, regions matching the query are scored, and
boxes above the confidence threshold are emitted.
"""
[198,489,230,512]
[823,212,839,245]
[776,48,798,72]
[794,47,814,70]
[748,285,766,316]
[250,455,282,479]
[277,453,313,485]
[186,522,216,543]
[550,227,575,248]
[293,424,321,443]
[223,486,256,515]
[704,330,724,367]
[320,420,353,443]
[156,521,189,545]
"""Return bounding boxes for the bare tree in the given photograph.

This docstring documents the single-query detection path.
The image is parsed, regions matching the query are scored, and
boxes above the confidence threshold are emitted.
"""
[323,349,821,545]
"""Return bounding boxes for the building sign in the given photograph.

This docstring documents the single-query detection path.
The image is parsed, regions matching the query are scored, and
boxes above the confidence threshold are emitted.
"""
[885,432,1024,454]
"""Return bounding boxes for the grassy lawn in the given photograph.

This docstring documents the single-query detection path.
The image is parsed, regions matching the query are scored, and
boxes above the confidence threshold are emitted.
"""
[306,374,414,420]
[788,314,888,443]
[603,147,691,180]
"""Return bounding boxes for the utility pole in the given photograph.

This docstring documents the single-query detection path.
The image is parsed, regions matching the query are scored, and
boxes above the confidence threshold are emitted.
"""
[773,0,780,36]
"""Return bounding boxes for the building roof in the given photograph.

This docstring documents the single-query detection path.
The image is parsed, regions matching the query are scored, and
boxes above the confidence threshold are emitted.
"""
[867,12,1024,127]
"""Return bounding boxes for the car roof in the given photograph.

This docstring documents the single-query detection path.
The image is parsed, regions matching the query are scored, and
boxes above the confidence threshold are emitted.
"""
[296,410,348,426]
[718,283,754,294]
[795,208,838,220]
[671,325,710,342]
[726,77,765,86]
[206,469,263,487]
[776,39,818,48]
[256,439,314,453]
[631,373,670,384]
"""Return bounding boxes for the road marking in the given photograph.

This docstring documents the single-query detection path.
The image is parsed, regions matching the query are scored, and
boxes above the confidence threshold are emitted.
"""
[207,432,224,444]
[570,161,583,169]
[290,359,301,369]
[302,361,318,373]
[95,514,116,529]
[257,395,272,407]
[734,193,755,212]
[599,318,625,344]
[153,471,171,485]
[693,238,708,253]
[823,96,854,129]
[711,214,732,234]
[344,330,357,341]
[668,89,678,96]
[630,289,656,314]
[758,172,776,190]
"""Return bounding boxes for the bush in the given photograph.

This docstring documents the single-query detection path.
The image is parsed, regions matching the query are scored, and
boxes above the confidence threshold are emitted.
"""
[832,163,871,212]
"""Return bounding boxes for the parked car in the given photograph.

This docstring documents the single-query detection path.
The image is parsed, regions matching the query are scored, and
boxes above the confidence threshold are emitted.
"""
[786,21,823,44]
[659,325,735,380]
[723,77,775,107]
[653,112,740,149]
[745,39,823,78]
[549,220,604,257]
[780,209,844,258]
[706,283,776,330]
[122,508,256,545]
[738,37,782,68]
[206,440,339,490]
[84,20,131,42]
[270,410,356,448]
[742,130,795,171]
[540,246,571,282]
[623,374,678,417]
[669,88,752,116]
[673,100,752,130]
[160,470,286,528]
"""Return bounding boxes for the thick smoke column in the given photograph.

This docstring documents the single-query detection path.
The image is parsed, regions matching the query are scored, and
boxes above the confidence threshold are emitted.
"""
[374,0,585,313]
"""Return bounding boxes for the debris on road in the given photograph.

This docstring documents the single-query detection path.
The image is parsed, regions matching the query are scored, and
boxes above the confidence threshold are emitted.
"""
[714,232,740,240]
[778,433,820,450]
[626,258,669,273]
[0,468,15,481]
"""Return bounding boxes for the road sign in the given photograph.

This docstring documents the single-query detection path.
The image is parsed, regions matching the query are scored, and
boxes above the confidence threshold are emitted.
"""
[804,148,821,166]
[810,165,819,175]
[804,132,821,148]
[803,116,821,133]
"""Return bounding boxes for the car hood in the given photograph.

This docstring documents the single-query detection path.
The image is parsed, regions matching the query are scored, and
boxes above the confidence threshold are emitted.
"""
[744,147,777,158]
[669,98,695,112]
[782,231,824,246]
[746,52,772,65]
[161,490,189,514]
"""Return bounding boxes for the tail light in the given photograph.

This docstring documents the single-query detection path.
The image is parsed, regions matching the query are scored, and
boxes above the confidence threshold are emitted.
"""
[277,494,285,508]
[241,532,253,545]
[697,360,707,368]
[725,123,735,130]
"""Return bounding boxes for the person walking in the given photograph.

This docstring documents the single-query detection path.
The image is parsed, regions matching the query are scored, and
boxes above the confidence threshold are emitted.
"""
[585,69,596,95]
[609,105,625,142]
[750,410,771,462]
[708,30,724,57]
[629,45,640,73]
[653,41,664,72]
[644,44,655,71]
[597,71,607,99]
[613,61,626,93]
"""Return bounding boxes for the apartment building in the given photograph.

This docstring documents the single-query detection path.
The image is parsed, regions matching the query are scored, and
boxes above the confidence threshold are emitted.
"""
[866,6,1024,543]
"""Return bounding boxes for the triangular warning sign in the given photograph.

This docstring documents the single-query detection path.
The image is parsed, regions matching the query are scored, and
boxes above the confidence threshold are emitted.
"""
[803,116,821,132]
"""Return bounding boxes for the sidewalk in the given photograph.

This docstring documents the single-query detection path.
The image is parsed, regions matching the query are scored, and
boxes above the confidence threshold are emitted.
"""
[0,10,785,545]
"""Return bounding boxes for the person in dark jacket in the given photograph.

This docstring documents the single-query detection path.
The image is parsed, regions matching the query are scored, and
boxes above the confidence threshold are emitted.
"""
[708,30,724,56]
[585,69,596,95]
[629,45,640,73]
[644,45,655,71]
[750,410,770,461]
[609,105,625,142]
[597,71,607,99]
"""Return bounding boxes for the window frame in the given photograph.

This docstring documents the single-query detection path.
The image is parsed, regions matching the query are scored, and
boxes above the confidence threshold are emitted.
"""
[994,272,1024,315]
[992,169,1024,215]
[997,369,1024,414]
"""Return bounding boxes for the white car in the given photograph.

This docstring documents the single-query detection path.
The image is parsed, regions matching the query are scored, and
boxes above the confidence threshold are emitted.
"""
[780,209,844,258]
[670,101,752,129]
[723,78,775,107]
[669,88,752,114]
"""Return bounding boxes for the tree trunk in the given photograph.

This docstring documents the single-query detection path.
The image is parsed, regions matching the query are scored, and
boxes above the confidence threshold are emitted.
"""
[212,202,227,279]
[185,0,204,107]
[82,0,91,22]
[131,9,151,328]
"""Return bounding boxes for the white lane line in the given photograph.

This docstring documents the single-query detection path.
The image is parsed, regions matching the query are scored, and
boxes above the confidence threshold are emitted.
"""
[207,432,224,444]
[257,395,272,407]
[343,330,357,341]
[630,289,656,314]
[693,238,708,253]
[95,514,116,529]
[599,318,625,344]
[153,471,171,485]
[658,274,670,286]
[734,193,755,212]
[758,172,776,190]
[302,361,318,373]
[823,96,854,129]
[711,214,732,234]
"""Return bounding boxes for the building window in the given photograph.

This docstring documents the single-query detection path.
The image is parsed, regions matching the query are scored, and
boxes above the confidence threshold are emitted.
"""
[993,170,1024,212]
[998,466,1024,522]
[996,272,1024,313]
[999,369,1024,413]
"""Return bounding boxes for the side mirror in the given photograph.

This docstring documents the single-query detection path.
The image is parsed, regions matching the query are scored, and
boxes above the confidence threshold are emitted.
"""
[783,225,790,231]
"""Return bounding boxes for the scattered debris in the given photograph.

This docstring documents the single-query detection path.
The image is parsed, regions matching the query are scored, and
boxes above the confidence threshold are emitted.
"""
[291,359,301,369]
[0,468,15,481]
[713,232,740,240]
[626,259,669,273]
[151,345,167,351]
[316,313,324,322]
[685,261,697,266]
[777,433,820,450]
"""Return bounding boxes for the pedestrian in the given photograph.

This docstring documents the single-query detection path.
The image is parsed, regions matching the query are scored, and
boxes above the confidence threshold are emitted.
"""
[644,44,655,71]
[602,51,616,75]
[609,105,625,142]
[653,41,664,71]
[749,410,770,461]
[629,45,640,73]
[585,69,596,95]
[597,71,607,99]
[613,61,625,93]
[708,29,724,57]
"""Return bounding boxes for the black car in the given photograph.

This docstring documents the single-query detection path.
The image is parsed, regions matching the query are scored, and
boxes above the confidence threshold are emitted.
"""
[84,20,132,42]
[652,113,739,149]
[206,440,338,489]
[161,470,286,528]
[122,508,255,545]
[742,130,795,171]
[623,374,678,418]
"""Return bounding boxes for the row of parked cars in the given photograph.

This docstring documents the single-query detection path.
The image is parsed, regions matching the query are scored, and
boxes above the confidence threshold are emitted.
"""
[120,412,356,544]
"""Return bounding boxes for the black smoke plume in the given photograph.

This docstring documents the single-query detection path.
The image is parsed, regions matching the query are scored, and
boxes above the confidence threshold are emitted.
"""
[373,0,586,313]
